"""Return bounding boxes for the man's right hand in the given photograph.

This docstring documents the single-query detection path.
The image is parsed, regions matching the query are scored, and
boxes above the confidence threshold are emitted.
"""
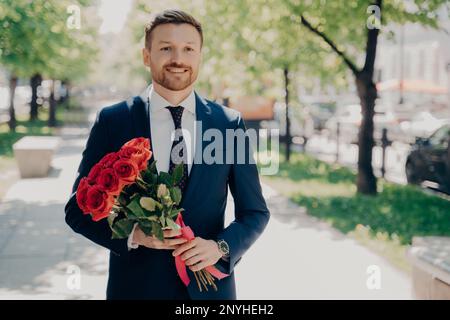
[132,225,188,250]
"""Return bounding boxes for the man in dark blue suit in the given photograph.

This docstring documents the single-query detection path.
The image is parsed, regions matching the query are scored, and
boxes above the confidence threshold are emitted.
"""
[65,9,270,300]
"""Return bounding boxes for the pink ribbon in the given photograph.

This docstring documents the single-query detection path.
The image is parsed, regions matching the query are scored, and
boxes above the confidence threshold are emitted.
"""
[174,213,229,287]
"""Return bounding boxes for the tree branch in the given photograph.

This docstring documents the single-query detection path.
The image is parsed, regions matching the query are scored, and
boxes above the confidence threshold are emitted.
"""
[300,15,360,75]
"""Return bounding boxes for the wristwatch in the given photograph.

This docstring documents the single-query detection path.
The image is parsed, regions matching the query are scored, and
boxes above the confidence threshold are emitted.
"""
[216,239,230,258]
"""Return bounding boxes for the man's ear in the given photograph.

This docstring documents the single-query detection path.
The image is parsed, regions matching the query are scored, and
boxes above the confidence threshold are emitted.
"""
[142,47,151,67]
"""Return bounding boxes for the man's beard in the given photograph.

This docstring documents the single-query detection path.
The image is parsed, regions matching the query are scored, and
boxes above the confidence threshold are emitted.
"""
[152,63,197,91]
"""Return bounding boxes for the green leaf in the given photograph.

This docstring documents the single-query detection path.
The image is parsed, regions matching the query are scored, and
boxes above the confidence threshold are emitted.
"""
[107,211,119,228]
[166,217,180,231]
[170,187,182,205]
[151,221,164,241]
[172,164,184,185]
[169,207,183,218]
[159,214,166,227]
[159,171,173,186]
[126,197,146,218]
[142,169,157,185]
[111,219,134,239]
[139,224,153,236]
[137,219,153,236]
[148,160,157,174]
[169,208,184,219]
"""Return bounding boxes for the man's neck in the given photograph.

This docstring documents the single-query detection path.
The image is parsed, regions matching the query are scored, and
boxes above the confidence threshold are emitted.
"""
[152,81,193,106]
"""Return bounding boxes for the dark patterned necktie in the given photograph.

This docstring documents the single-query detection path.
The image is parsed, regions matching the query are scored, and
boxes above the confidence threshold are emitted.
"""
[166,106,189,193]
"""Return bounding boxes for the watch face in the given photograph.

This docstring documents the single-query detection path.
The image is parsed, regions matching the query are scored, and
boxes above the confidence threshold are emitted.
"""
[219,240,229,254]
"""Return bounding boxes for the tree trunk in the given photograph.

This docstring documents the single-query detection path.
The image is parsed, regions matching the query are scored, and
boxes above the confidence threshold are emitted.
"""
[355,72,377,195]
[29,73,42,121]
[299,0,382,195]
[8,75,17,131]
[48,80,57,127]
[354,0,381,195]
[284,67,291,162]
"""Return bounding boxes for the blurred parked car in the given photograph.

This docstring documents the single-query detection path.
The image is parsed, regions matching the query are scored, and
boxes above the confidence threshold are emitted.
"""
[405,122,450,192]
[400,111,450,140]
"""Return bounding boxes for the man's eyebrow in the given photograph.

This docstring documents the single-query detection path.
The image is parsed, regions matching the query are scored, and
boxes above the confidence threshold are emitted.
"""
[158,40,197,44]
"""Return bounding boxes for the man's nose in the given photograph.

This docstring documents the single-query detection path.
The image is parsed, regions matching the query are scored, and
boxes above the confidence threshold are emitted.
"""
[169,48,184,64]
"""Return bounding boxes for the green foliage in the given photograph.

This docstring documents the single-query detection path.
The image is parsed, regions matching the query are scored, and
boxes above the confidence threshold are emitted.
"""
[266,152,450,245]
[0,0,99,81]
[172,164,184,186]
[109,163,185,242]
[111,218,135,239]
[195,0,447,95]
[283,0,446,70]
[114,0,448,97]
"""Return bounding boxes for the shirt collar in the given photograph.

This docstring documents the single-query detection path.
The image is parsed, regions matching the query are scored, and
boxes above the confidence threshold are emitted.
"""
[140,84,196,115]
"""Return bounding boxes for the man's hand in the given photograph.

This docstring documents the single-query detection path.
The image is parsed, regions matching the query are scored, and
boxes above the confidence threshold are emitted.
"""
[132,225,188,250]
[172,237,223,272]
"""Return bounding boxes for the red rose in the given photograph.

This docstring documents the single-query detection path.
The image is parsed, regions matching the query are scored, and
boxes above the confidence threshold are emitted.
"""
[76,177,91,213]
[85,185,114,221]
[87,163,103,185]
[123,137,150,151]
[99,152,120,168]
[122,138,152,171]
[137,148,152,171]
[96,168,124,196]
[119,146,152,171]
[113,159,139,184]
[119,145,140,159]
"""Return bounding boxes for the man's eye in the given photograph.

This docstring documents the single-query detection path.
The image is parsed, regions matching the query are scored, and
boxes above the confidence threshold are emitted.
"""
[161,47,170,51]
[185,47,194,52]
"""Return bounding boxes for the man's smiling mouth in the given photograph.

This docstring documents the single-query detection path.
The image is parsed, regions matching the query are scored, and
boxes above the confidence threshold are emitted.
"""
[166,67,189,73]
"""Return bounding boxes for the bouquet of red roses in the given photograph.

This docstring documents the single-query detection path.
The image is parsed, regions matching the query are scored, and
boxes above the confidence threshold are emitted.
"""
[76,137,227,292]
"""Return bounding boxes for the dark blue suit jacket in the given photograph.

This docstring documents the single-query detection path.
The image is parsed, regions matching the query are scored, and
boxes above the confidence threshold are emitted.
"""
[64,92,270,300]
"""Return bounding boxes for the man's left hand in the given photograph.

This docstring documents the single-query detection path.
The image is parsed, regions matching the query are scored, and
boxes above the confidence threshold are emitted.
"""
[172,237,222,272]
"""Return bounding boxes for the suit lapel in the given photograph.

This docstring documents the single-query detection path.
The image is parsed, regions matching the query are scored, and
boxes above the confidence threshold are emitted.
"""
[130,95,154,164]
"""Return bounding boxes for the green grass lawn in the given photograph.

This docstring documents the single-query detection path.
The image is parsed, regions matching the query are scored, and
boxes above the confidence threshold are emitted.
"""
[0,113,55,158]
[261,151,450,273]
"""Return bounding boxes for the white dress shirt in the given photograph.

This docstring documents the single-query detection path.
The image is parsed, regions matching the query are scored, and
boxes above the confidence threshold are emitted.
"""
[128,84,196,249]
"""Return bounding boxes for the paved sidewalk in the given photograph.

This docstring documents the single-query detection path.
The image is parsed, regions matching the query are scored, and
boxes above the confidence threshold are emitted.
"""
[0,117,412,299]
[0,124,108,299]
[234,185,412,299]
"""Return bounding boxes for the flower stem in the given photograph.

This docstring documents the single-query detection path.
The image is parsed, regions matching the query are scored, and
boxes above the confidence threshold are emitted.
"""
[135,179,149,193]
[204,271,218,291]
[198,270,209,292]
[193,271,203,292]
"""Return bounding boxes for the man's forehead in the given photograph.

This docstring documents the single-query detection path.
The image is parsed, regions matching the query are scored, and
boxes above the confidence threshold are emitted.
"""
[153,24,200,43]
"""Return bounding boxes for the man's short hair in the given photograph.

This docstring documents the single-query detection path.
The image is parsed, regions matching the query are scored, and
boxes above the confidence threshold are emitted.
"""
[145,9,203,49]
